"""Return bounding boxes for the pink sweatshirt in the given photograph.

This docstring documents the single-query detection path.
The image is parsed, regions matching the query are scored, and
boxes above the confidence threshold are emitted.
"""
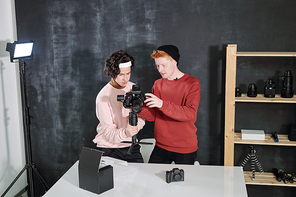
[93,82,145,148]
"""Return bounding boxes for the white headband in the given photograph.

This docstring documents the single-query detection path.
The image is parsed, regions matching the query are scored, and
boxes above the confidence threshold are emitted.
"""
[119,61,132,68]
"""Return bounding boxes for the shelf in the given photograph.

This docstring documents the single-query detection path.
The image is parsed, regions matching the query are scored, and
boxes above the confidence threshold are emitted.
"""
[236,51,296,57]
[244,171,296,187]
[234,133,296,146]
[235,94,296,103]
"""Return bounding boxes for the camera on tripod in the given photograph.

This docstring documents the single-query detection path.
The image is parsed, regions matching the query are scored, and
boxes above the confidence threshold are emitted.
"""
[117,84,146,115]
[117,84,149,154]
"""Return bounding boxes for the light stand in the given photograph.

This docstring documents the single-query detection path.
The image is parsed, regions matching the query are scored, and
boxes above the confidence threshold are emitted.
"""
[2,42,49,197]
[241,146,264,180]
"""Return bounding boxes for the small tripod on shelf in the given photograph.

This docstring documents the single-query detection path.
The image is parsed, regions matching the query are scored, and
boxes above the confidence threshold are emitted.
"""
[241,146,264,180]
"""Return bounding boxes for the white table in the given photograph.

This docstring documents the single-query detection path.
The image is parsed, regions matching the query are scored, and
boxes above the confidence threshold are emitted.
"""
[43,159,248,197]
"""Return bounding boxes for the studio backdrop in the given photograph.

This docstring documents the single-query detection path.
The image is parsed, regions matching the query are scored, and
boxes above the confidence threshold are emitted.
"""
[14,0,296,196]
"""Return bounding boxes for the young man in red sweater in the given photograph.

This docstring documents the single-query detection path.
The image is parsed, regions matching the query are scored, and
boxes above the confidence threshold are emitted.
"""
[139,45,200,164]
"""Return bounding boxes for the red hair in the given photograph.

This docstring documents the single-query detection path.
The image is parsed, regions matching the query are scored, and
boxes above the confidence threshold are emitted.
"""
[150,50,174,61]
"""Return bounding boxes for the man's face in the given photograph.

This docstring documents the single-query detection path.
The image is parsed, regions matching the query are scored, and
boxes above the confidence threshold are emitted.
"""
[154,57,177,79]
[115,66,131,87]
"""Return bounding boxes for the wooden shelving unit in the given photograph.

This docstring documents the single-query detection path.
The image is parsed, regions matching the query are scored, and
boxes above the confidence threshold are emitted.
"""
[224,44,296,187]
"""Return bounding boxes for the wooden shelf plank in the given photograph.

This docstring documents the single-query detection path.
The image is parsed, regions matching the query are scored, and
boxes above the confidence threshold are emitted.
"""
[235,94,296,103]
[236,52,296,57]
[234,133,296,146]
[244,171,296,187]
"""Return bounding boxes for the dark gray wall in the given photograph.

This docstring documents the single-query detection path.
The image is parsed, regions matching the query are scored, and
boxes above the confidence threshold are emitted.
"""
[14,0,296,196]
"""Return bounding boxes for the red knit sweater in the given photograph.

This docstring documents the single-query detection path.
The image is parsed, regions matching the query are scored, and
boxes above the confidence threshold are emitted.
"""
[140,73,200,153]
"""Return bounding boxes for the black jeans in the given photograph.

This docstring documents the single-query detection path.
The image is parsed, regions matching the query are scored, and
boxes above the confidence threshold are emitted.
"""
[98,144,144,163]
[149,145,197,165]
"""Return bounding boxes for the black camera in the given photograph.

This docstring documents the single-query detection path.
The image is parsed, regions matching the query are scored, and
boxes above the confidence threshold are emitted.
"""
[272,168,295,183]
[117,84,146,115]
[166,168,184,183]
[273,168,286,183]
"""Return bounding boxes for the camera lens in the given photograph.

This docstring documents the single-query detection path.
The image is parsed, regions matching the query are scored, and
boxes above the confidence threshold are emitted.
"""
[247,83,257,97]
[264,79,275,98]
[281,70,294,98]
[235,87,241,97]
[132,100,143,114]
[173,174,182,181]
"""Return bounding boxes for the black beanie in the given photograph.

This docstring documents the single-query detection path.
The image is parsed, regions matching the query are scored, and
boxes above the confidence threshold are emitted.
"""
[157,45,180,64]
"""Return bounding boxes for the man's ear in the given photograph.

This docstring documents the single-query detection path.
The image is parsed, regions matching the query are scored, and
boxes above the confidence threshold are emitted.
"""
[172,59,177,66]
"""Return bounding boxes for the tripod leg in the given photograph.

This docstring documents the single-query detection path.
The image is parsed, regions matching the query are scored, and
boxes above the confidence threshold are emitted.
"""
[1,165,28,197]
[253,156,264,173]
[127,135,137,154]
[251,154,256,180]
[241,154,251,167]
[14,186,28,197]
[32,165,50,190]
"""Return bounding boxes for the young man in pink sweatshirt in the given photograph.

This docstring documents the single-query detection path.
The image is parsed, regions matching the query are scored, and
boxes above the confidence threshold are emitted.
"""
[93,50,145,162]
[140,45,200,164]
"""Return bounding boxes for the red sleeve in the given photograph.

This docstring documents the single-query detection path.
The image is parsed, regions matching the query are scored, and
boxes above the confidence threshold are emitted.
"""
[139,104,156,121]
[158,78,200,122]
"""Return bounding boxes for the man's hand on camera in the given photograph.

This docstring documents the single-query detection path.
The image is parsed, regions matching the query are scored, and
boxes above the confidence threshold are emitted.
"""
[126,124,138,137]
[144,93,163,109]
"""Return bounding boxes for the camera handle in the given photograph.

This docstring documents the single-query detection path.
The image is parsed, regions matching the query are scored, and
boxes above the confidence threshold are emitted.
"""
[122,112,153,154]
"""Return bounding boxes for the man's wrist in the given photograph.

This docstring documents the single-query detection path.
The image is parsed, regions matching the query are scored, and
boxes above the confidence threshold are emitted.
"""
[159,100,163,108]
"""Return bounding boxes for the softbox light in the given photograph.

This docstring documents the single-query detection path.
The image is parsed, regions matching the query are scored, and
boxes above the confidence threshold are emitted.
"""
[6,41,34,62]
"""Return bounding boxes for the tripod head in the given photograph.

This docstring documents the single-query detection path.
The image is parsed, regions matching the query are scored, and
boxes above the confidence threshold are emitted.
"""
[249,146,256,154]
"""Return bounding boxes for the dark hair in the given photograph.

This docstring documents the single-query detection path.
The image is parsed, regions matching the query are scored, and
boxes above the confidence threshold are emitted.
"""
[103,50,134,78]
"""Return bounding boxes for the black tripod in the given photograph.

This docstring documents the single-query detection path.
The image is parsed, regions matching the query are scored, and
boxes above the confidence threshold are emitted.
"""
[1,61,49,197]
[241,146,264,180]
[122,112,153,154]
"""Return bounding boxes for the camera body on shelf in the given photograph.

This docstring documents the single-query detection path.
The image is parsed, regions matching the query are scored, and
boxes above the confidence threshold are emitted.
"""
[166,168,184,183]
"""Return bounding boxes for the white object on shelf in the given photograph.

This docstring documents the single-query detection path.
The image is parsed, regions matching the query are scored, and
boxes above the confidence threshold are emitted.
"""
[241,129,265,140]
